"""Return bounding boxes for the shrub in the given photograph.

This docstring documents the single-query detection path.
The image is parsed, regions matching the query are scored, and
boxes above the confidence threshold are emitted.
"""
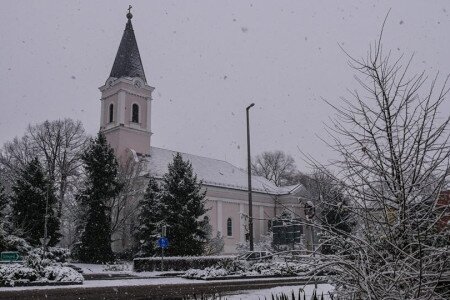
[41,266,83,283]
[4,235,32,255]
[25,252,51,271]
[28,247,71,263]
[0,264,39,286]
[182,260,314,279]
[134,255,234,272]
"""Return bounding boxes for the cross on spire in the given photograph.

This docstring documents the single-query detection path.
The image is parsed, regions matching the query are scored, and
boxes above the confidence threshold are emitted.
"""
[126,5,133,20]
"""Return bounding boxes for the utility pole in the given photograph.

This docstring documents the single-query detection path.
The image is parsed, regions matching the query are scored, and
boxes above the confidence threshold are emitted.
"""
[42,182,50,258]
[246,103,255,251]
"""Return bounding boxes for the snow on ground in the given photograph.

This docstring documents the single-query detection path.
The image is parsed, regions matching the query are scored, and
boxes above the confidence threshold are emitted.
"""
[0,276,313,292]
[224,284,334,300]
[72,263,132,274]
[0,277,193,291]
[71,262,180,278]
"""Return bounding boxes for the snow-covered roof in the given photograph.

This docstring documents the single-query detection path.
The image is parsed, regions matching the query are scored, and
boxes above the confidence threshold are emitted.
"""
[144,147,300,195]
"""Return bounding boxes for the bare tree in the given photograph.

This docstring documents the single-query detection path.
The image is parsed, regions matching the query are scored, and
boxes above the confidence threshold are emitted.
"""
[109,154,147,245]
[28,119,88,218]
[252,150,298,186]
[0,119,88,248]
[0,135,39,185]
[305,23,450,299]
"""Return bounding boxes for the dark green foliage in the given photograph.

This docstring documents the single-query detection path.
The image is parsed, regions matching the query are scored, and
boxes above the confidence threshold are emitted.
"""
[0,182,7,251]
[298,171,354,255]
[76,133,122,263]
[10,158,60,247]
[134,176,161,257]
[318,187,353,255]
[0,181,6,218]
[160,153,208,256]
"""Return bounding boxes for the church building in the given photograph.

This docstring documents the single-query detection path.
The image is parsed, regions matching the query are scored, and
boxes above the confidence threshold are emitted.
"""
[99,10,307,254]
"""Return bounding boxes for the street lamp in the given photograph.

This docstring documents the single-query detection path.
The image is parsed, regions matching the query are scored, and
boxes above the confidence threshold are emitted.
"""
[246,103,255,251]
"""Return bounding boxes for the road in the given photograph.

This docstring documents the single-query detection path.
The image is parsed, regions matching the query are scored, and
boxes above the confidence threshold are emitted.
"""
[0,276,324,300]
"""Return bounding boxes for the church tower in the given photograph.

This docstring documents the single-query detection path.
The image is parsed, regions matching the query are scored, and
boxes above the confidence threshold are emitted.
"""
[99,9,154,161]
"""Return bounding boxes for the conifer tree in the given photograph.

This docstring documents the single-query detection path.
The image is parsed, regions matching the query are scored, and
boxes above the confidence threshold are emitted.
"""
[133,176,161,257]
[10,158,60,247]
[76,133,121,263]
[160,153,208,256]
[0,182,7,251]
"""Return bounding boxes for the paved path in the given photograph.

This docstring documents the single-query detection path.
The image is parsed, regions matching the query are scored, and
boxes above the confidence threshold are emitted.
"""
[0,277,323,300]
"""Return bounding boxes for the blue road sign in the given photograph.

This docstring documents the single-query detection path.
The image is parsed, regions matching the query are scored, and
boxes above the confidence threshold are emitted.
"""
[158,237,169,249]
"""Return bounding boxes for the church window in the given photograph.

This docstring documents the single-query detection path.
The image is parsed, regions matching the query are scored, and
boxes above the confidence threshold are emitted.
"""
[227,218,232,236]
[132,103,139,123]
[109,104,114,123]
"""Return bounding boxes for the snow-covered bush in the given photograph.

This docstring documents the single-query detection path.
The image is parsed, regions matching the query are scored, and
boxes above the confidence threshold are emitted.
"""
[0,264,38,286]
[182,259,314,279]
[183,267,228,279]
[4,235,32,255]
[134,255,234,272]
[203,231,224,255]
[41,266,83,283]
[0,263,83,286]
[0,247,81,286]
[28,247,71,263]
[25,252,51,271]
[103,263,129,272]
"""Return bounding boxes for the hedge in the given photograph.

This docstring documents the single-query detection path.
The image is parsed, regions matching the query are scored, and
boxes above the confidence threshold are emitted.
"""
[133,255,234,272]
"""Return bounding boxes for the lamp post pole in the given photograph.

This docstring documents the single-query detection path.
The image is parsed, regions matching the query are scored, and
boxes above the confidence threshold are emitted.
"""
[246,103,255,251]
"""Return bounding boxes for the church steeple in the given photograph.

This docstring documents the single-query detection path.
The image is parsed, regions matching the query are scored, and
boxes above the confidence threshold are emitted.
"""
[99,6,154,161]
[109,6,147,83]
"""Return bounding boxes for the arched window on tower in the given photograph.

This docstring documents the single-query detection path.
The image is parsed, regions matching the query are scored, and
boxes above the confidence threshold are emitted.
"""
[227,218,232,237]
[132,103,139,123]
[109,104,114,123]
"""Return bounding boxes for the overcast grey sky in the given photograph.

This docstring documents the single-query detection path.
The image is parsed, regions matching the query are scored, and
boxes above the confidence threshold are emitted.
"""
[0,1,449,171]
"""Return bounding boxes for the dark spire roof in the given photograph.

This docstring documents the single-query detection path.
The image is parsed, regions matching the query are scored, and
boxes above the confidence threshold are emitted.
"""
[110,11,146,83]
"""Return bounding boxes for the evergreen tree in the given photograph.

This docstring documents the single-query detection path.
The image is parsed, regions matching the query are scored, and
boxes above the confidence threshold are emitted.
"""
[133,176,162,257]
[76,133,121,263]
[160,153,208,256]
[317,188,353,255]
[10,158,60,247]
[0,182,7,251]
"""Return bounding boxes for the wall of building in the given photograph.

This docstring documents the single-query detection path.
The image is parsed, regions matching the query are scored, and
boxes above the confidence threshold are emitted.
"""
[204,185,304,254]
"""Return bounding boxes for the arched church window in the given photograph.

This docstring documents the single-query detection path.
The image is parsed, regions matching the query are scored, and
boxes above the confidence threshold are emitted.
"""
[227,218,232,237]
[109,104,114,123]
[132,103,139,123]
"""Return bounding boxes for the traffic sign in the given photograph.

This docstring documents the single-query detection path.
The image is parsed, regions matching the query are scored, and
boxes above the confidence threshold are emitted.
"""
[1,251,20,261]
[158,237,169,249]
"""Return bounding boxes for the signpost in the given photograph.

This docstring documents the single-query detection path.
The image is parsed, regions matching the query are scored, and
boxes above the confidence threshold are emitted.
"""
[158,225,169,271]
[158,237,169,249]
[1,251,20,262]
